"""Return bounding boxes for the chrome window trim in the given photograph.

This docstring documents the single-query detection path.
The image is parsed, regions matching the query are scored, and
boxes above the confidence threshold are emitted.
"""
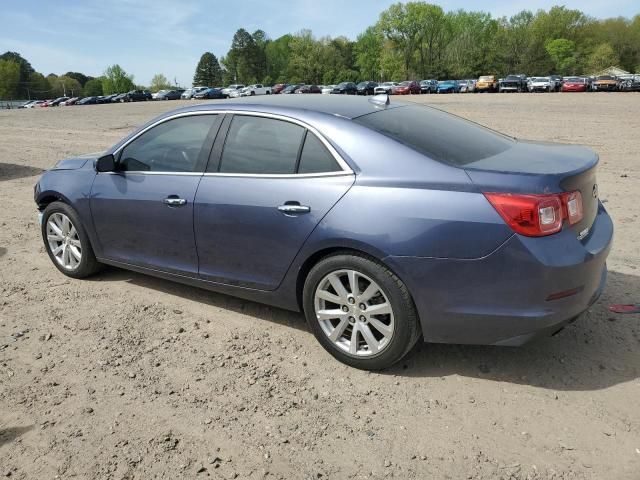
[109,109,353,176]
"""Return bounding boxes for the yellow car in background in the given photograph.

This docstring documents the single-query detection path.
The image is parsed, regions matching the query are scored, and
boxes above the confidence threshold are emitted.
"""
[593,76,618,92]
[476,75,498,92]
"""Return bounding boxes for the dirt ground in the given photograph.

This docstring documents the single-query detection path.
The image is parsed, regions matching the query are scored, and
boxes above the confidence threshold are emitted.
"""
[1,93,639,480]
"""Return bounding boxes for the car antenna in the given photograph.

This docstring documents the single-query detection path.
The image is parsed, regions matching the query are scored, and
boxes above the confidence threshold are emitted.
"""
[369,93,390,107]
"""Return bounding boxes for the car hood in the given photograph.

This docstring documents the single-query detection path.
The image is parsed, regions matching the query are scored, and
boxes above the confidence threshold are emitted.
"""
[51,152,102,170]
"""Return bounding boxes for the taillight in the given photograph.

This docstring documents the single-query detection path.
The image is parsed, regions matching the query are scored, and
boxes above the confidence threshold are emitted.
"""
[484,191,583,237]
[561,191,583,225]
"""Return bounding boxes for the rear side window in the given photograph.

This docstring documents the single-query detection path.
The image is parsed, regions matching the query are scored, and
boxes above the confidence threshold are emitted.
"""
[298,133,340,174]
[353,105,513,166]
[220,116,304,174]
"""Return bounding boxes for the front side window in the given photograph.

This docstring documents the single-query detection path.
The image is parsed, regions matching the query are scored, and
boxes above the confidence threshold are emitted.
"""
[219,116,305,174]
[119,115,217,172]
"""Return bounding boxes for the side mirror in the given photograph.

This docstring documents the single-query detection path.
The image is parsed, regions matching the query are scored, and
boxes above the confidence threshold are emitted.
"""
[95,154,115,172]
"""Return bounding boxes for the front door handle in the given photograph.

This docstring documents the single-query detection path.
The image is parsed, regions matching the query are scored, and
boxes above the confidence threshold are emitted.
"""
[164,196,187,207]
[277,203,310,215]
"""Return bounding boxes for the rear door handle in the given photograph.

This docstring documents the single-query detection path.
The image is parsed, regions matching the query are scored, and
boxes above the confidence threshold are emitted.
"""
[164,196,187,206]
[277,204,310,215]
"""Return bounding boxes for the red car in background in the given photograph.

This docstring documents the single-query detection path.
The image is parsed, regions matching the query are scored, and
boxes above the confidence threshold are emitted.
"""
[562,77,589,92]
[295,85,322,94]
[272,83,289,94]
[392,80,421,95]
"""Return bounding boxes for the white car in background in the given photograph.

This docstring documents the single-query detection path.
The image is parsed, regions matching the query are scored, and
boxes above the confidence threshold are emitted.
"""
[528,77,553,92]
[240,84,272,96]
[221,84,245,98]
[321,85,335,94]
[182,87,208,99]
[374,82,398,94]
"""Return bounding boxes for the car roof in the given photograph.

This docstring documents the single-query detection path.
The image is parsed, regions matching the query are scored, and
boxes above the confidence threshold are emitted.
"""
[166,94,407,120]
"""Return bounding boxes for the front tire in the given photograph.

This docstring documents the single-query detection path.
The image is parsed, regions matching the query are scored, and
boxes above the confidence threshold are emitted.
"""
[41,202,102,279]
[303,252,420,370]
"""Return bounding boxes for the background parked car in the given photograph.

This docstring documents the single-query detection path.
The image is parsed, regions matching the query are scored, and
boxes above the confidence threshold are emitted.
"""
[295,85,322,94]
[393,80,420,95]
[618,75,640,92]
[271,83,289,94]
[437,80,460,94]
[60,97,80,106]
[528,77,553,92]
[499,74,527,92]
[97,94,118,103]
[561,77,589,92]
[419,79,438,94]
[155,90,182,100]
[593,75,618,91]
[221,84,245,98]
[47,97,69,107]
[459,79,476,93]
[241,84,272,96]
[76,96,98,105]
[374,82,398,95]
[181,87,208,99]
[321,85,335,94]
[476,75,498,92]
[356,81,378,95]
[549,75,563,92]
[193,87,224,99]
[331,82,357,95]
[281,84,304,94]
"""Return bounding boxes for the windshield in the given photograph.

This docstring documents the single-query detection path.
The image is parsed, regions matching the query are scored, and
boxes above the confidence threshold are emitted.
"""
[530,77,549,82]
[479,76,493,81]
[597,76,614,80]
[565,77,583,83]
[354,105,513,167]
[399,81,410,86]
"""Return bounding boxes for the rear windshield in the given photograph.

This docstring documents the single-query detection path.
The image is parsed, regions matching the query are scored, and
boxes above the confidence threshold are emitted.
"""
[353,105,514,166]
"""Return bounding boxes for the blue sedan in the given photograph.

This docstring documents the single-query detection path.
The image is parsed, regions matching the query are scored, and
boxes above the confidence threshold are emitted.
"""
[34,95,613,369]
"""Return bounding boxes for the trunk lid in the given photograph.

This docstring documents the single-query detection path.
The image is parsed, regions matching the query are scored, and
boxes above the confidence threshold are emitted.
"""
[464,140,600,237]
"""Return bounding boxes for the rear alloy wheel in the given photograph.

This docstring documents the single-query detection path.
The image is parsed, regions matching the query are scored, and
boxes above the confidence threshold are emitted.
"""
[303,253,420,370]
[42,202,102,278]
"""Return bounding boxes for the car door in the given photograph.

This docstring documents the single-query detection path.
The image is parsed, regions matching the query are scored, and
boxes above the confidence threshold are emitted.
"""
[194,113,355,290]
[90,113,222,276]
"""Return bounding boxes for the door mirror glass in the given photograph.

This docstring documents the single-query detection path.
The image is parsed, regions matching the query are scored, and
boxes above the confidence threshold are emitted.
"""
[95,154,115,172]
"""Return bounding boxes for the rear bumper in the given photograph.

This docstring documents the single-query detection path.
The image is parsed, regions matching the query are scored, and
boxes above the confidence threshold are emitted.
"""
[386,202,613,346]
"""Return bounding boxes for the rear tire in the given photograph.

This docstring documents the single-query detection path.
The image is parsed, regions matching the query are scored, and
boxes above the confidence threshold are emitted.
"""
[303,252,420,370]
[41,202,102,279]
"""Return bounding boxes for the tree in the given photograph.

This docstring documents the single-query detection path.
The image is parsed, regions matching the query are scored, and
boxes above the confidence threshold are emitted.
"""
[587,43,620,72]
[377,3,424,78]
[101,64,135,94]
[265,35,293,83]
[0,51,34,97]
[150,73,172,91]
[193,53,222,86]
[47,75,83,97]
[64,71,91,86]
[84,78,104,96]
[0,59,20,99]
[545,38,577,74]
[355,26,383,81]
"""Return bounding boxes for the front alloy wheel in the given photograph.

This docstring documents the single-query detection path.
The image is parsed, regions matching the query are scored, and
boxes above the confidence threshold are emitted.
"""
[46,212,82,270]
[41,201,102,278]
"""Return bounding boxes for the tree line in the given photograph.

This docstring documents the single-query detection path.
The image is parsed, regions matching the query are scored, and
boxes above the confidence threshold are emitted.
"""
[1,3,639,100]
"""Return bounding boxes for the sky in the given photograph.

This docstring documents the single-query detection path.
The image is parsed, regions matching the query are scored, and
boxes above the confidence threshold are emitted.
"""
[1,0,638,87]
